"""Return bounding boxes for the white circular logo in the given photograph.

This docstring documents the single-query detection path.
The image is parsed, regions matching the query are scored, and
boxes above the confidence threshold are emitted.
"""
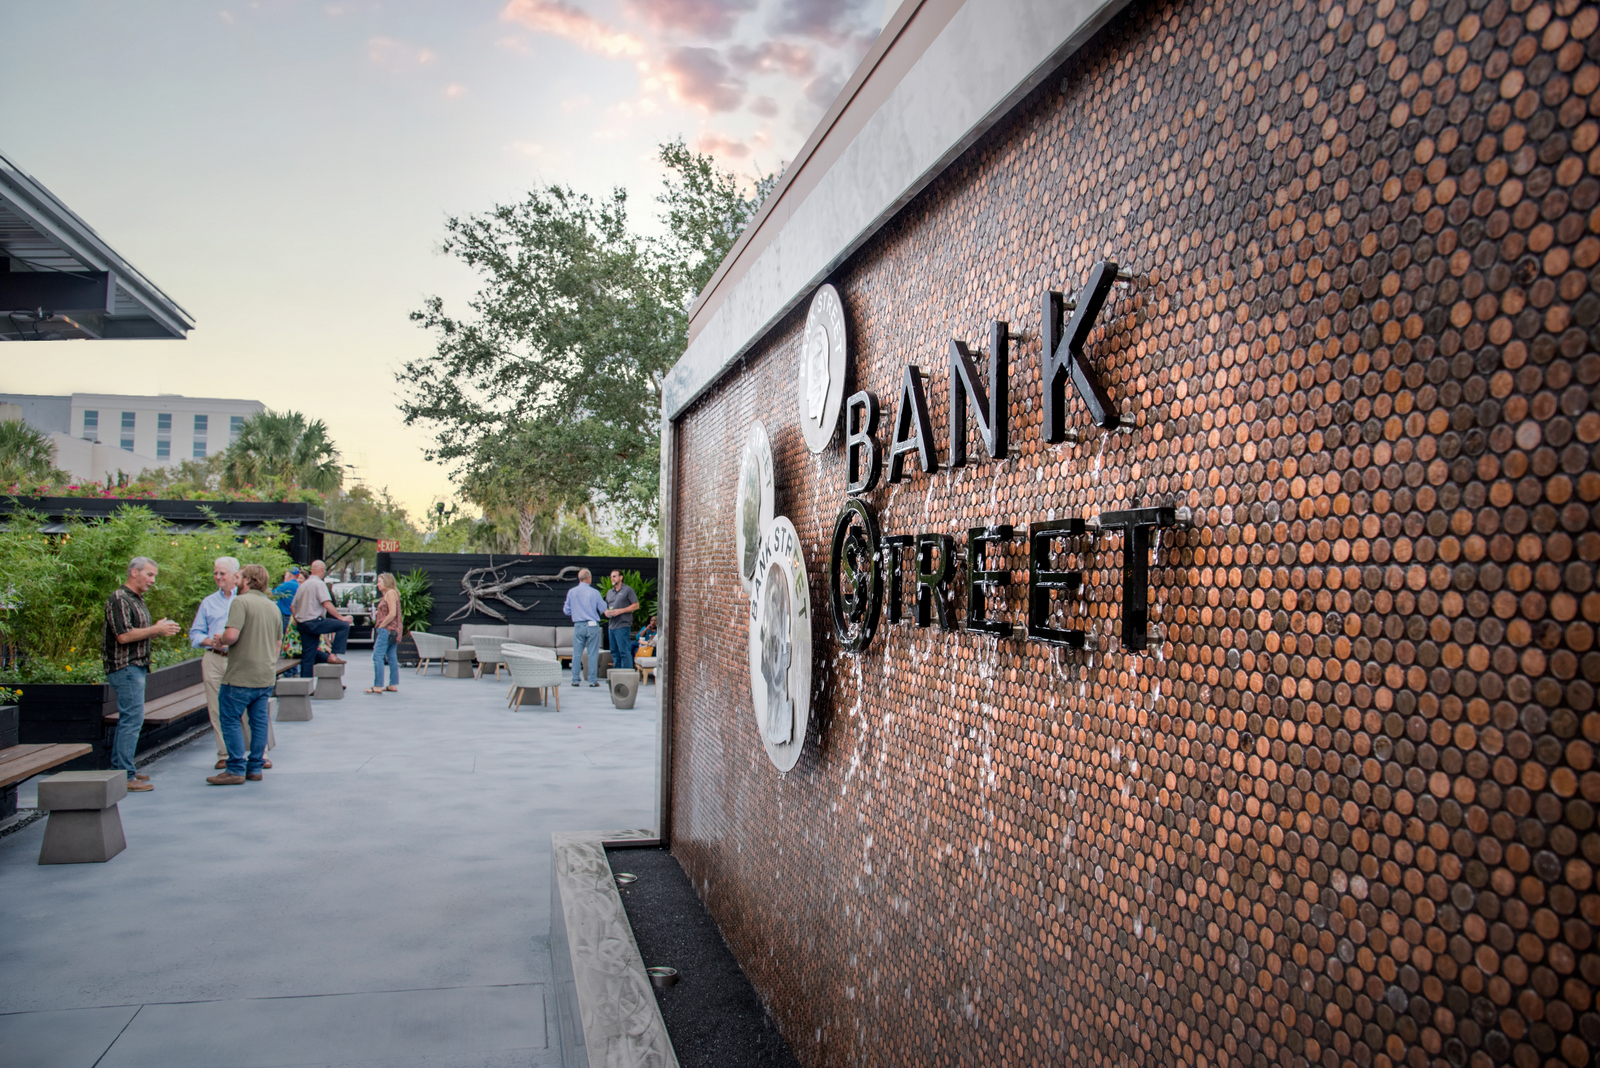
[798,283,847,454]
[735,421,775,594]
[748,516,811,772]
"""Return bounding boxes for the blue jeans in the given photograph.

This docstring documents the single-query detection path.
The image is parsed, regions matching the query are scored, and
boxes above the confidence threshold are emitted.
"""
[106,665,147,781]
[373,629,399,687]
[572,622,601,683]
[218,683,272,775]
[608,627,633,670]
[298,617,350,677]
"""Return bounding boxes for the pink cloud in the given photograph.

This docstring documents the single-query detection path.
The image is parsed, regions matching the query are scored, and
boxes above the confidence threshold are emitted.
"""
[622,0,754,39]
[697,131,751,158]
[727,41,814,77]
[500,0,644,56]
[367,37,436,70]
[771,0,879,47]
[749,95,779,117]
[657,46,745,112]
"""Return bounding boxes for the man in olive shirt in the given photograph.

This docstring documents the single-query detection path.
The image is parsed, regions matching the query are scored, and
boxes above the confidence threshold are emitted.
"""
[207,564,284,785]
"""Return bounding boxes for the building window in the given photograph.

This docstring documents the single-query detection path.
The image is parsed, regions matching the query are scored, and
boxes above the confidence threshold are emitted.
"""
[230,415,244,443]
[156,413,171,460]
[193,414,208,458]
[83,410,98,441]
[120,411,135,452]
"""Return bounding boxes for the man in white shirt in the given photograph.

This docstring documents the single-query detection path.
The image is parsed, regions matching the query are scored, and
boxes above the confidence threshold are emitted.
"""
[290,560,352,678]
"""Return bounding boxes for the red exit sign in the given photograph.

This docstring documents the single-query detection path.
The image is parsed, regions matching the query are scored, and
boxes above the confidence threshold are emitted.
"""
[376,540,399,553]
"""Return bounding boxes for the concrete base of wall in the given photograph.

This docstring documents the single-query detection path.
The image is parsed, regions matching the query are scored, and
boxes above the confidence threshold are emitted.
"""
[549,828,674,1068]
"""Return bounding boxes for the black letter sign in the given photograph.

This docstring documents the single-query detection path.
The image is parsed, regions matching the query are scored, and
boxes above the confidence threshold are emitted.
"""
[887,366,937,482]
[1042,259,1124,437]
[844,391,880,495]
[1097,506,1177,651]
[829,499,881,652]
[1028,519,1086,647]
[966,524,1015,636]
[914,533,954,630]
[949,321,1009,466]
[881,535,913,624]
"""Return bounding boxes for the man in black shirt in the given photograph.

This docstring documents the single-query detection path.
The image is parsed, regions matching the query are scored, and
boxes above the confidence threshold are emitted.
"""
[103,557,181,791]
[604,570,640,671]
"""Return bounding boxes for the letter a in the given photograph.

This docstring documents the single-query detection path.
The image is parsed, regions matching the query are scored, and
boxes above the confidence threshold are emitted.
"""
[887,365,936,482]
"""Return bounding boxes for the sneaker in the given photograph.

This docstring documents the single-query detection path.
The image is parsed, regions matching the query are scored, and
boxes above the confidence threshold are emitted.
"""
[126,780,154,792]
[206,773,246,786]
[571,682,579,687]
[590,682,600,687]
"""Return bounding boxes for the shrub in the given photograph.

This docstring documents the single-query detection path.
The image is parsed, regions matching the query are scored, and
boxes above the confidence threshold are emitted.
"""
[0,505,293,684]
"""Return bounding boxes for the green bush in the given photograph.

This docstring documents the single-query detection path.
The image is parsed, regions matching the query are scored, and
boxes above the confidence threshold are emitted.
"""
[617,570,656,633]
[395,570,433,635]
[0,505,293,685]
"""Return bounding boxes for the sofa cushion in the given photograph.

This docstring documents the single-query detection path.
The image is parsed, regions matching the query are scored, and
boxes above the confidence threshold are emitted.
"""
[508,624,558,648]
[457,623,509,648]
[555,626,574,647]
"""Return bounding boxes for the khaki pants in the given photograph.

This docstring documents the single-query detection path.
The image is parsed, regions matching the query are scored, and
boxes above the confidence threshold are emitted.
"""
[204,651,273,757]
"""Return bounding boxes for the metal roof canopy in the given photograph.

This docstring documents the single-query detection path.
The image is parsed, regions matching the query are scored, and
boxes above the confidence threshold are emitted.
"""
[0,151,194,342]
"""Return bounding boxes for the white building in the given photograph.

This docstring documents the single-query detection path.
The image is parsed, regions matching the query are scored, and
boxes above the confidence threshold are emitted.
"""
[0,392,264,483]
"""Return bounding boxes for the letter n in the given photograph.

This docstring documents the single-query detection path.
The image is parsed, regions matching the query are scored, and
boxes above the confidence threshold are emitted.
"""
[949,321,1009,466]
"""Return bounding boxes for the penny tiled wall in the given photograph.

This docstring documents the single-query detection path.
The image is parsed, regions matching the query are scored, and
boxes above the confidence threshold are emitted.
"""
[666,0,1600,1065]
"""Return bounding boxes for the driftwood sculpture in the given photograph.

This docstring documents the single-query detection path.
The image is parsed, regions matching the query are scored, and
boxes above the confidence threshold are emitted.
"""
[447,562,583,622]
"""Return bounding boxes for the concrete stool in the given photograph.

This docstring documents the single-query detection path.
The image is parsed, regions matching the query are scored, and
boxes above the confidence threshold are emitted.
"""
[443,648,476,679]
[313,662,345,700]
[38,771,127,865]
[609,670,640,710]
[275,677,316,721]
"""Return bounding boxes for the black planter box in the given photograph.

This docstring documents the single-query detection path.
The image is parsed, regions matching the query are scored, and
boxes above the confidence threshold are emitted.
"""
[17,658,206,770]
[0,704,18,750]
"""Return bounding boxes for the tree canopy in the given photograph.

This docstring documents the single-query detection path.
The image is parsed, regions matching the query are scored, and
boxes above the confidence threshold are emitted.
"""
[223,410,343,495]
[399,140,775,551]
[0,418,64,488]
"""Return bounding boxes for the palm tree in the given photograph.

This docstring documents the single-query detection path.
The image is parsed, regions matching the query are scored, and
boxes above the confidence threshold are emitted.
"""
[0,418,61,486]
[222,411,343,493]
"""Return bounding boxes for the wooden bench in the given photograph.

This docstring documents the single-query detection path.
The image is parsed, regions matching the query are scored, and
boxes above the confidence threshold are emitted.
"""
[102,660,305,727]
[0,744,94,790]
[1,742,96,819]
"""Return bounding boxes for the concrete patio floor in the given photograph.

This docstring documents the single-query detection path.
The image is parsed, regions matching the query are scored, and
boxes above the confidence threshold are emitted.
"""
[0,666,659,1068]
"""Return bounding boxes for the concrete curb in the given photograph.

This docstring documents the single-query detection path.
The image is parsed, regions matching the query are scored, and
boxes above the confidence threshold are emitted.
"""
[550,828,676,1068]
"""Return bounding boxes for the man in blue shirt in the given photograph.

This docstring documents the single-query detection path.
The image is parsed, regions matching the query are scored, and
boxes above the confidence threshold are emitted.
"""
[562,568,607,687]
[272,568,301,621]
[190,556,265,769]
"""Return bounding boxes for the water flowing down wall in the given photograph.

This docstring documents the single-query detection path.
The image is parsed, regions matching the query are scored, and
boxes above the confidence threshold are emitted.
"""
[666,0,1600,1065]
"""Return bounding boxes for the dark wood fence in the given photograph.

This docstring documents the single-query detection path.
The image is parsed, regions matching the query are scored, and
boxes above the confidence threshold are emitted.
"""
[374,552,659,644]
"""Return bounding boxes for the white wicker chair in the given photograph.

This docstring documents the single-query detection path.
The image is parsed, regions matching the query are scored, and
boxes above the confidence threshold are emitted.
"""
[503,647,563,710]
[472,635,512,680]
[409,631,457,675]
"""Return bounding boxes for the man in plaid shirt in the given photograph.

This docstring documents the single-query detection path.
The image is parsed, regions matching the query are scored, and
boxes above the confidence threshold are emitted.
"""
[103,557,181,790]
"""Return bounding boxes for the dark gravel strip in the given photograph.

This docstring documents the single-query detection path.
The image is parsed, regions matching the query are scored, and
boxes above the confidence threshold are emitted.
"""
[607,846,801,1068]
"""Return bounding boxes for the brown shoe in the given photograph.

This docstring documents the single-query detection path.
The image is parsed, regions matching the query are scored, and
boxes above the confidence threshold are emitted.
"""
[246,772,264,781]
[206,773,246,786]
[126,779,154,792]
[262,758,273,769]
[134,772,150,781]
[215,759,227,770]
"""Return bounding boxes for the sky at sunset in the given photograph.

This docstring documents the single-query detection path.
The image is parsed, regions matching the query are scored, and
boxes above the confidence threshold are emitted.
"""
[1,0,885,519]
